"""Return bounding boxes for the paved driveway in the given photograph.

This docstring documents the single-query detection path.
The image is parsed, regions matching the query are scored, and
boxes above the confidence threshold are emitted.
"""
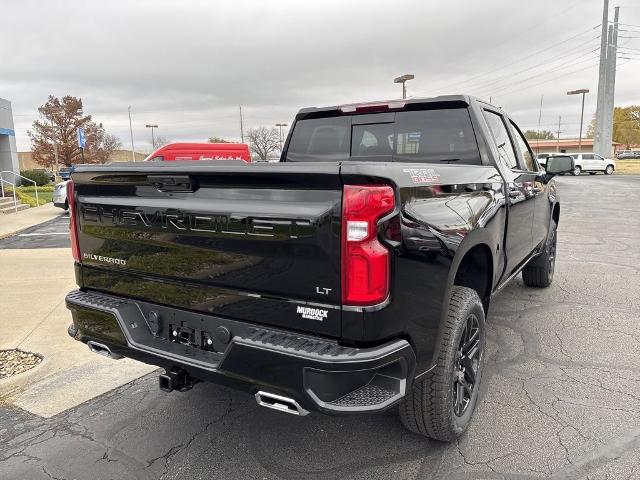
[0,213,70,249]
[1,175,639,479]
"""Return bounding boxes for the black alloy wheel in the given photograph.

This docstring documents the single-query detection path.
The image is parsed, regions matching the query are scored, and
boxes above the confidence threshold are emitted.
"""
[546,226,557,283]
[453,314,481,417]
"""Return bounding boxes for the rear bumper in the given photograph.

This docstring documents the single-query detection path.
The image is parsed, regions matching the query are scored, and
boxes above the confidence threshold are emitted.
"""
[65,289,416,414]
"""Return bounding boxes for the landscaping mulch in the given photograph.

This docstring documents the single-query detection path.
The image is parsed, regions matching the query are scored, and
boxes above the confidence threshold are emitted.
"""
[0,350,43,379]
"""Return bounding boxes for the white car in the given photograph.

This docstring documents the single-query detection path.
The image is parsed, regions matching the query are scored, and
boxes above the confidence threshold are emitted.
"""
[537,152,615,176]
[53,180,69,210]
[568,153,615,175]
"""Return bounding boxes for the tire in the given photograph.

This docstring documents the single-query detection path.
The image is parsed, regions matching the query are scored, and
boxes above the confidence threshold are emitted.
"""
[605,165,614,175]
[572,166,582,176]
[399,286,486,441]
[522,222,557,288]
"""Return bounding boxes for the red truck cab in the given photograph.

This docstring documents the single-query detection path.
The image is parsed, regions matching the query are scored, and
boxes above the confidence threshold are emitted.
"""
[145,142,251,162]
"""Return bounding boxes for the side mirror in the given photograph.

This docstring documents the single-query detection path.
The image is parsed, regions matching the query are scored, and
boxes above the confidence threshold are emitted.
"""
[545,155,574,175]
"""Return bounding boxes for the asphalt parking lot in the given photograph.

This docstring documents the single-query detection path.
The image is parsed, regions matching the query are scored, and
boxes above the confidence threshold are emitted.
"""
[1,175,639,480]
[0,213,70,249]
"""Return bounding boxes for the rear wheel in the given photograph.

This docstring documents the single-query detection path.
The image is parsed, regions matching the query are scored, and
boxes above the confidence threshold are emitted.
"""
[572,166,582,176]
[605,165,614,175]
[522,222,557,288]
[399,286,485,441]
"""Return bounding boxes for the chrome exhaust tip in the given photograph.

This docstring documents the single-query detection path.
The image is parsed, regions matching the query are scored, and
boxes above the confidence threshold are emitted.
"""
[87,341,123,360]
[255,391,309,416]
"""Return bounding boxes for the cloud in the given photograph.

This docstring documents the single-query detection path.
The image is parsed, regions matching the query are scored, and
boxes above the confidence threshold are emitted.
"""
[1,0,638,151]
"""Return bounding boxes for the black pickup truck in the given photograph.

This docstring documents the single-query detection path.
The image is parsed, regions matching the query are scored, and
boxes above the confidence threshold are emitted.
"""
[65,95,574,441]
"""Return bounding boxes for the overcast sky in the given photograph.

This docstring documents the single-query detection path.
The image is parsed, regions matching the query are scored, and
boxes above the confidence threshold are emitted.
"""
[2,0,639,153]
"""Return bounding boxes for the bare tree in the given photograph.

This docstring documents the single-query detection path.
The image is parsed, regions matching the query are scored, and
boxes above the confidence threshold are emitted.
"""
[91,132,122,164]
[154,136,170,148]
[246,127,280,160]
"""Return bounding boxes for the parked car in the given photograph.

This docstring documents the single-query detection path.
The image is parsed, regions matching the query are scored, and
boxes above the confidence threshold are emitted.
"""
[52,180,70,210]
[617,151,640,160]
[568,153,615,175]
[145,142,251,162]
[64,95,573,441]
[58,166,74,180]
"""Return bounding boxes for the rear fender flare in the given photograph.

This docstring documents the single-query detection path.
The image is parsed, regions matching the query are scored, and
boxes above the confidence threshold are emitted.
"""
[419,230,498,377]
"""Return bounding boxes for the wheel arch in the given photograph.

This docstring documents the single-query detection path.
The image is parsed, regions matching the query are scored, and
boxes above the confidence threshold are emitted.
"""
[420,237,496,379]
[452,243,494,313]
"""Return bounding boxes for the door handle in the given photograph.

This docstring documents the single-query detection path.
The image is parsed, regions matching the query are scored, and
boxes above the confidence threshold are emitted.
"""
[148,175,197,192]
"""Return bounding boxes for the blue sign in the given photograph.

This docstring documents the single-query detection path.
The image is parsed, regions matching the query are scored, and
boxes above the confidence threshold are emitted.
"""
[77,128,86,148]
[407,132,421,143]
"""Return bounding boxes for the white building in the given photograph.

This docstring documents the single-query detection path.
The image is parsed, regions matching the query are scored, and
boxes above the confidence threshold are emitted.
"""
[0,98,19,174]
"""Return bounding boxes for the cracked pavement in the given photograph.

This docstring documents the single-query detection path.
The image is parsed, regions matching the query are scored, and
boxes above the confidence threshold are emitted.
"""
[0,175,639,479]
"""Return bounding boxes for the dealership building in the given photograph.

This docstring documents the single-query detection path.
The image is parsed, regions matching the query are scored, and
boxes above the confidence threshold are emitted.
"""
[0,98,19,174]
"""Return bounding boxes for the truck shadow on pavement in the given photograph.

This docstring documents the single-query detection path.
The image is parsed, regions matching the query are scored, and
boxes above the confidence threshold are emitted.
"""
[0,375,445,480]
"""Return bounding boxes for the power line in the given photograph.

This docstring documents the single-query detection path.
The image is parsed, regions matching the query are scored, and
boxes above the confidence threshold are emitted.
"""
[428,24,601,94]
[490,61,600,100]
[473,53,599,99]
[464,39,600,96]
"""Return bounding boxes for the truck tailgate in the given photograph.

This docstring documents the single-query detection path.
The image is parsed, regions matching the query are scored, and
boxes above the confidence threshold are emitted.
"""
[72,162,342,337]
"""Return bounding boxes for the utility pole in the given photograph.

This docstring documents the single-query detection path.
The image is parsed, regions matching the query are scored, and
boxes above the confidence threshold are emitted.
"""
[536,95,544,155]
[128,106,135,162]
[556,116,562,153]
[593,0,609,157]
[594,1,620,158]
[603,6,619,157]
[145,124,158,149]
[239,106,245,143]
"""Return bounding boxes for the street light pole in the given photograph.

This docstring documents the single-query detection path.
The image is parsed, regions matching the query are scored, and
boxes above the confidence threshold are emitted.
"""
[128,106,135,161]
[394,74,415,99]
[275,123,288,150]
[567,89,589,152]
[145,124,158,149]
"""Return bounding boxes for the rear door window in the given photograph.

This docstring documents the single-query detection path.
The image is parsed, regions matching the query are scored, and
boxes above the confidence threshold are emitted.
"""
[286,116,351,161]
[482,110,518,170]
[509,121,537,171]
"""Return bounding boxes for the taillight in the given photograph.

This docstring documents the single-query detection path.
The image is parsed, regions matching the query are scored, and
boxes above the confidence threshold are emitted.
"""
[67,180,81,263]
[341,185,395,306]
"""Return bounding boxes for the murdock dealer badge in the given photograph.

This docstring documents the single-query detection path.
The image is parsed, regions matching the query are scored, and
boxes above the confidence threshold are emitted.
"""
[296,306,328,321]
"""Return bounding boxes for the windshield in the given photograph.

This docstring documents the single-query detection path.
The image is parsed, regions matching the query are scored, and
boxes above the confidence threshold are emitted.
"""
[286,108,481,164]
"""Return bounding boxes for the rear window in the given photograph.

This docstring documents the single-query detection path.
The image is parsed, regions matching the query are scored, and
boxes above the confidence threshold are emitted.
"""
[286,108,481,164]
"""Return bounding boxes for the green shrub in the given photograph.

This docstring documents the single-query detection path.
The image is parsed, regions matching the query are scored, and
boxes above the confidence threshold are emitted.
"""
[19,170,52,186]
